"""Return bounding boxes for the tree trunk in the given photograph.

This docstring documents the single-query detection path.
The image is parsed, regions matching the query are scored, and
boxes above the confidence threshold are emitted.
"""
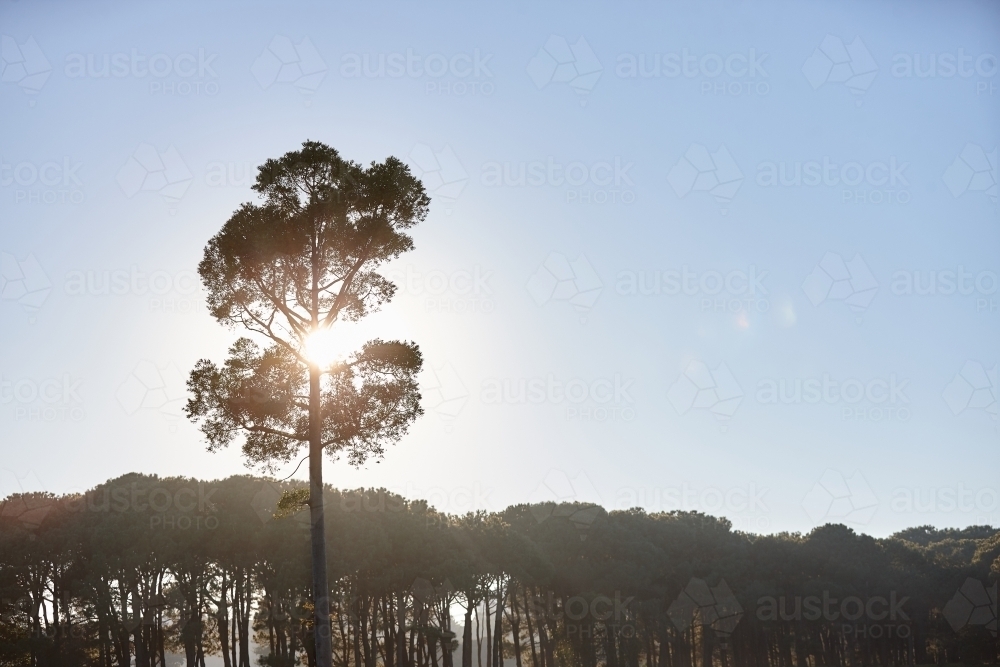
[310,360,334,667]
[398,592,408,667]
[521,588,538,667]
[463,602,474,667]
[494,583,504,667]
[239,573,251,667]
[485,595,492,667]
[510,594,523,667]
[353,594,363,667]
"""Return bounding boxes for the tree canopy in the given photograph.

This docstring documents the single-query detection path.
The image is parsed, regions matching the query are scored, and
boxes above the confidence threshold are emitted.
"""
[1,474,997,667]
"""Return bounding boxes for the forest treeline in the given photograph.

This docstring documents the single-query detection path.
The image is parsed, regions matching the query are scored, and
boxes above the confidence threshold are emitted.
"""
[0,473,997,667]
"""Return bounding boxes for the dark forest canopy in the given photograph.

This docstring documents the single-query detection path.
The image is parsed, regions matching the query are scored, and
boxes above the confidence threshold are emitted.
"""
[1,473,997,667]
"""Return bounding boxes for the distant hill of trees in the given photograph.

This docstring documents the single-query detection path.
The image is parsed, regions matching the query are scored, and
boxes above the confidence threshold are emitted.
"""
[1,473,997,667]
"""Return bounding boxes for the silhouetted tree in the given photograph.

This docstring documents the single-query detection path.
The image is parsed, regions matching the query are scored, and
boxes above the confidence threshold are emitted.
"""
[185,140,429,667]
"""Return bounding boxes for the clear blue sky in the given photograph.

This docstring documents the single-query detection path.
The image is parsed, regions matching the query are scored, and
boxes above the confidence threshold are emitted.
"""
[1,0,998,537]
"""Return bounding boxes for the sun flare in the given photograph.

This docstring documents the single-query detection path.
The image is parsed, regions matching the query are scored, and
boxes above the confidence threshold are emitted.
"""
[303,328,345,368]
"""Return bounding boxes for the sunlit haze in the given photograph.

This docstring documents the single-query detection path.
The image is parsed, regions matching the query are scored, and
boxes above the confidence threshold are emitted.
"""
[2,1,998,539]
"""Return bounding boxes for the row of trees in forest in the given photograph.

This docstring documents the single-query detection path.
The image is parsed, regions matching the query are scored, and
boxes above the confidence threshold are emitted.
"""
[1,473,997,667]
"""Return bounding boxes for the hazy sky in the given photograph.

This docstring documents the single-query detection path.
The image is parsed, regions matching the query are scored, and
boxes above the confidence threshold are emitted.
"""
[1,0,998,537]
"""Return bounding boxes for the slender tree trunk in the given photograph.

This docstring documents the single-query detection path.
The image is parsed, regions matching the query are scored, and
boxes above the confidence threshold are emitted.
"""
[494,582,504,667]
[232,585,238,667]
[387,596,397,667]
[477,603,484,667]
[361,598,372,667]
[219,609,232,667]
[463,601,474,667]
[522,588,538,667]
[510,593,523,667]
[370,599,379,667]
[310,358,334,667]
[485,596,493,667]
[398,592,408,667]
[239,573,251,667]
[353,595,363,667]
